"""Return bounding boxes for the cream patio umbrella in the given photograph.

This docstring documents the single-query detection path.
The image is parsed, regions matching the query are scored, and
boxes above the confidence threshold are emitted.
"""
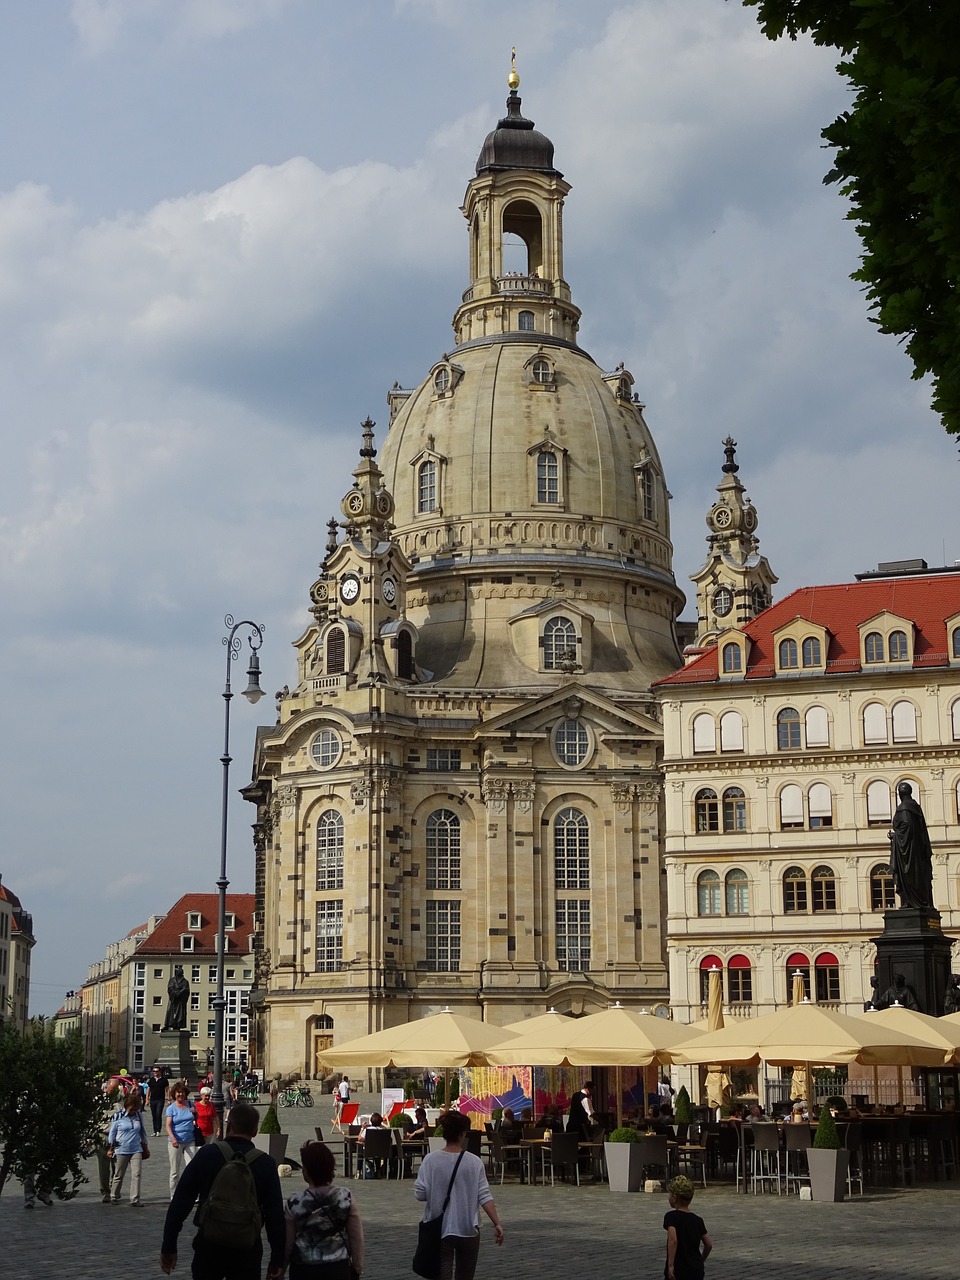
[789,972,812,1106]
[315,1008,521,1071]
[704,966,731,1111]
[670,1001,948,1072]
[863,1005,960,1105]
[502,1008,576,1036]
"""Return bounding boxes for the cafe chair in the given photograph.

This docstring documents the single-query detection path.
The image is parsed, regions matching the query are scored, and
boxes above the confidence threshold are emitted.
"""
[676,1136,708,1188]
[783,1124,811,1195]
[361,1128,393,1180]
[843,1121,864,1196]
[539,1132,582,1187]
[488,1132,526,1184]
[750,1123,782,1195]
[637,1135,671,1185]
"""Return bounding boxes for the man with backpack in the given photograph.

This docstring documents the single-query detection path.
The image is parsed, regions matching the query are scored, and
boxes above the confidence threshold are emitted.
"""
[160,1102,284,1280]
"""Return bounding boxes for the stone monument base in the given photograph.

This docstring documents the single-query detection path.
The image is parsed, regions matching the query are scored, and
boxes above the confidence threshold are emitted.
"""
[154,1029,196,1083]
[872,907,955,1017]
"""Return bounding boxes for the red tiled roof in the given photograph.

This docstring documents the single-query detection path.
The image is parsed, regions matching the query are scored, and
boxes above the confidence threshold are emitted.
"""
[0,883,23,910]
[134,893,255,956]
[656,574,960,687]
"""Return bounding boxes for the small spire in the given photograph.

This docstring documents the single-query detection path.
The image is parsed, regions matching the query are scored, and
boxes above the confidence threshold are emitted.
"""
[326,518,339,557]
[359,417,377,459]
[721,436,739,475]
[508,48,520,92]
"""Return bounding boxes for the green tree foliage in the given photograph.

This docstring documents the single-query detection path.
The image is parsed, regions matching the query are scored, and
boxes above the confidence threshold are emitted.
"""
[0,1019,106,1198]
[674,1085,693,1124]
[813,1104,842,1149]
[743,1,960,436]
[258,1102,282,1134]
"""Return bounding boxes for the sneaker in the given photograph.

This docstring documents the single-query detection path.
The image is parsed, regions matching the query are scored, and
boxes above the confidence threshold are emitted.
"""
[111,1197,120,1203]
[24,1202,34,1210]
[38,1195,54,1207]
[101,1194,111,1204]
[130,1201,144,1208]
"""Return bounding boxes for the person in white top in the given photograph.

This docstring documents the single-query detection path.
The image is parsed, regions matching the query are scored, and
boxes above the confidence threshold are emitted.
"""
[332,1076,350,1132]
[414,1111,504,1280]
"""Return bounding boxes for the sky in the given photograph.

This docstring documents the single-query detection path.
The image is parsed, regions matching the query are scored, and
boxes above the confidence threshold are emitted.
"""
[2,1,957,1018]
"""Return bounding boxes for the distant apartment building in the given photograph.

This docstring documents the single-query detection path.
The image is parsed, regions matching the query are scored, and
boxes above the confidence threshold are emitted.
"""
[0,874,35,1031]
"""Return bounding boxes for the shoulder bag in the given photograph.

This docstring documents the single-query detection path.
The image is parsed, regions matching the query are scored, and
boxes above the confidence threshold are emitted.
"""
[412,1151,465,1280]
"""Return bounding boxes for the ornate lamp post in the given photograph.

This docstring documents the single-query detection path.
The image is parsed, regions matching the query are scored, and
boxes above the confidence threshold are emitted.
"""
[212,615,265,1131]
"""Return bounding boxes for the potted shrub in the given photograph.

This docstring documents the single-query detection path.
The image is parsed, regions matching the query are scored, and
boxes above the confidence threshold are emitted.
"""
[806,1105,848,1201]
[403,1077,417,1101]
[674,1085,693,1136]
[254,1101,289,1164]
[604,1126,643,1193]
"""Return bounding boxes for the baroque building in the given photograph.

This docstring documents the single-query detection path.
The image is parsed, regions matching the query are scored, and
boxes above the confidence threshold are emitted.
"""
[245,74,685,1078]
[0,874,35,1031]
[657,552,960,1026]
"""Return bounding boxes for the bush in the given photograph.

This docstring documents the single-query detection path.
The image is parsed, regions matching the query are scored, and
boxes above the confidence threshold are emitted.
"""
[813,1106,841,1150]
[674,1085,693,1124]
[433,1077,445,1107]
[403,1077,417,1100]
[607,1126,641,1144]
[259,1103,282,1135]
[491,1107,503,1124]
[824,1095,847,1113]
[389,1114,408,1128]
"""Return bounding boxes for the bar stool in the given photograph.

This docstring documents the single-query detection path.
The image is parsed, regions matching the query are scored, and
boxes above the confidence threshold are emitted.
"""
[783,1124,811,1195]
[750,1123,782,1195]
[843,1121,864,1196]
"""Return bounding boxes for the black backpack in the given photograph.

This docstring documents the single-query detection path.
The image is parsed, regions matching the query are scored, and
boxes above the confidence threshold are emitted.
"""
[195,1141,264,1249]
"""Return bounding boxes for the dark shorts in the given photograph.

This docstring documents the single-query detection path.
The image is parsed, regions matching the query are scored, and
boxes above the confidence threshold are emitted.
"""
[190,1239,263,1280]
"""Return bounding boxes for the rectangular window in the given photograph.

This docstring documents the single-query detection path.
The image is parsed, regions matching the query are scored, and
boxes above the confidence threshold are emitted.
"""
[224,913,236,931]
[783,876,807,913]
[153,968,163,980]
[426,749,462,771]
[815,966,841,1002]
[207,1020,217,1038]
[188,912,202,929]
[134,991,145,1015]
[556,899,591,972]
[728,967,752,1003]
[134,962,146,988]
[152,995,162,1005]
[315,900,344,973]
[191,965,201,984]
[189,1020,198,1038]
[208,966,217,984]
[190,992,200,1011]
[180,935,194,952]
[425,900,461,972]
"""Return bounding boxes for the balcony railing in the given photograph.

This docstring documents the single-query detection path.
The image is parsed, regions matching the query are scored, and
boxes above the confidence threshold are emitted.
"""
[461,275,555,304]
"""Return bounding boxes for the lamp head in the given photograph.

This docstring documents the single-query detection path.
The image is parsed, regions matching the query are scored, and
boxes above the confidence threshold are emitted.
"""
[242,650,265,704]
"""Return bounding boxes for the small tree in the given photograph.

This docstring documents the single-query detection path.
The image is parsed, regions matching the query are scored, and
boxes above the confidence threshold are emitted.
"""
[403,1077,417,1100]
[674,1085,693,1125]
[0,1018,106,1199]
[259,1103,282,1135]
[813,1105,841,1150]
[433,1076,445,1107]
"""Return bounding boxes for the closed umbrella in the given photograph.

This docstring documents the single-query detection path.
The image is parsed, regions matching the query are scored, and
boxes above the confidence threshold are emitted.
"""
[789,972,812,1106]
[704,967,731,1110]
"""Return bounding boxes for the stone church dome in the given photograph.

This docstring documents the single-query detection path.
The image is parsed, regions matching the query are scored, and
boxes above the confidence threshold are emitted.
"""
[476,91,558,175]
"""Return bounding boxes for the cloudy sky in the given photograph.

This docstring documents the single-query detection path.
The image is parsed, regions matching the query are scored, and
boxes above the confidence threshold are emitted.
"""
[2,1,957,1018]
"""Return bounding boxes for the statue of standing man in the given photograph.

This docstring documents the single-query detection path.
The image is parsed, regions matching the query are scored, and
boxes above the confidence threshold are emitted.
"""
[887,782,936,910]
[162,963,190,1031]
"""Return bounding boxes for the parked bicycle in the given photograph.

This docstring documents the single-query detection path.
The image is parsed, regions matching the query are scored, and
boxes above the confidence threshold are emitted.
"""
[277,1083,314,1108]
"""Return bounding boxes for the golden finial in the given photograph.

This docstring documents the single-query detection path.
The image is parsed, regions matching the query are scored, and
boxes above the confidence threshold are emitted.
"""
[508,47,520,91]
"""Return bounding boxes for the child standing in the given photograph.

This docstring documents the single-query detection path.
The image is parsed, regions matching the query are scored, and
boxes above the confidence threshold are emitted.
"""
[663,1175,712,1280]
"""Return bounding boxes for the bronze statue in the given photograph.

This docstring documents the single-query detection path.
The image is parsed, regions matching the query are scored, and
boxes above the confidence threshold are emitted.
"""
[877,973,919,1011]
[162,964,190,1031]
[945,974,960,1015]
[887,782,935,910]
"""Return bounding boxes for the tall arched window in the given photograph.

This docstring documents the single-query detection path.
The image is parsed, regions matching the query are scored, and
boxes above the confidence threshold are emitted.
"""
[725,869,749,915]
[801,637,822,667]
[692,713,716,754]
[866,779,892,826]
[783,867,807,913]
[889,630,908,661]
[396,630,414,680]
[779,638,799,669]
[862,702,887,745]
[699,955,723,1003]
[891,700,917,743]
[786,953,811,1000]
[864,632,884,663]
[697,870,721,916]
[554,808,589,889]
[695,789,719,833]
[777,707,802,750]
[417,459,437,513]
[870,863,895,911]
[537,450,559,503]
[808,782,833,829]
[719,710,744,752]
[426,809,461,890]
[326,628,345,675]
[543,615,576,669]
[518,310,535,331]
[804,705,829,748]
[727,954,752,1003]
[815,952,841,1002]
[779,784,804,829]
[722,643,742,673]
[722,787,747,833]
[811,865,837,912]
[316,810,345,890]
[953,700,960,741]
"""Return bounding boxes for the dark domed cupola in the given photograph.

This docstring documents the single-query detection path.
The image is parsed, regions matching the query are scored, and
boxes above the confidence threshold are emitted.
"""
[476,89,559,176]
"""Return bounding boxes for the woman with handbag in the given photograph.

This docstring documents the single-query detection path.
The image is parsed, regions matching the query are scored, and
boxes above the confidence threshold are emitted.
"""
[106,1090,150,1206]
[413,1111,503,1280]
[164,1080,197,1195]
[284,1140,364,1280]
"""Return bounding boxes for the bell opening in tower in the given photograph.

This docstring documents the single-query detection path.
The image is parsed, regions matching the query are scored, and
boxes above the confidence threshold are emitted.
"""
[501,200,544,277]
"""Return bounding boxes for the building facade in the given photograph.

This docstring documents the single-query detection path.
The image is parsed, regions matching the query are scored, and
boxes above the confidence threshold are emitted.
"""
[658,551,960,1026]
[245,78,685,1078]
[0,874,35,1031]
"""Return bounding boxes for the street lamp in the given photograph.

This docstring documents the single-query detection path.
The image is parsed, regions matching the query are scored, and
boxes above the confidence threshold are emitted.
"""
[212,614,265,1131]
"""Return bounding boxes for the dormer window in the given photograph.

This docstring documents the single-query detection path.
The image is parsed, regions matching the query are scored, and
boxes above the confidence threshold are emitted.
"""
[537,451,559,504]
[418,460,437,513]
[187,912,202,930]
[858,612,913,666]
[326,628,346,674]
[889,630,908,661]
[532,358,551,383]
[428,360,462,401]
[180,935,194,952]
[224,913,236,931]
[543,615,578,670]
[864,631,884,663]
[396,629,414,680]
[801,637,821,667]
[778,639,799,670]
[433,367,450,393]
[721,642,742,674]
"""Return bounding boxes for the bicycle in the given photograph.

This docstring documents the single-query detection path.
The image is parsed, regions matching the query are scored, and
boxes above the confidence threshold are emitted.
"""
[277,1084,314,1108]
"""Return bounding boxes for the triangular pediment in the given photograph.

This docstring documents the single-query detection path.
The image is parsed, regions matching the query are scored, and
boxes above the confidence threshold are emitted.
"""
[476,682,662,741]
[508,598,595,624]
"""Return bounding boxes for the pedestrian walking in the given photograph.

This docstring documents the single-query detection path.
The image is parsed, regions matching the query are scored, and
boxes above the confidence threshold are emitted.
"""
[160,1102,285,1280]
[147,1066,170,1137]
[663,1176,712,1280]
[332,1076,350,1133]
[165,1080,198,1196]
[284,1140,364,1280]
[107,1089,150,1206]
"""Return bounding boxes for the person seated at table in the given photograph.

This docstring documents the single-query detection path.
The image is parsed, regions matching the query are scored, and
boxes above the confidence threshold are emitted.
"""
[405,1107,429,1141]
[359,1112,387,1178]
[540,1105,565,1133]
[788,1103,808,1123]
[745,1103,766,1123]
[520,1108,534,1124]
[644,1106,673,1136]
[497,1108,521,1140]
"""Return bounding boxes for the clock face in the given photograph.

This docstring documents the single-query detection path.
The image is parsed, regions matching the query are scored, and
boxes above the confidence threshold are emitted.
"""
[382,576,397,605]
[339,574,361,604]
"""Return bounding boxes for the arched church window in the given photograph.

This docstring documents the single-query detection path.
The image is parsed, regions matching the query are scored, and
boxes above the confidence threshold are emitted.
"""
[552,718,591,768]
[396,630,414,680]
[543,615,576,670]
[532,357,552,384]
[326,629,345,675]
[426,809,460,890]
[554,808,589,890]
[316,810,344,891]
[518,310,535,331]
[641,469,655,522]
[537,451,559,504]
[417,460,437,513]
[752,586,767,614]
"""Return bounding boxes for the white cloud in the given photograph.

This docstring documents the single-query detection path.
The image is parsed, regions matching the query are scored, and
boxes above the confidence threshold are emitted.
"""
[69,0,291,54]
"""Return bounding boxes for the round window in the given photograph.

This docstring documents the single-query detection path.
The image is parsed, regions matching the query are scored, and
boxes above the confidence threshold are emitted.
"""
[714,586,733,618]
[552,718,591,768]
[433,367,450,393]
[311,729,343,769]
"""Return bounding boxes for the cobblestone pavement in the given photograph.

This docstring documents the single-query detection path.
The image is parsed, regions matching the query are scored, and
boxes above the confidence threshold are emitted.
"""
[4,1095,957,1280]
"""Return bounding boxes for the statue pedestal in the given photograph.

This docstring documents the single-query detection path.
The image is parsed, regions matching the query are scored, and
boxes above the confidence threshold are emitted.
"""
[872,907,955,1016]
[154,1030,196,1084]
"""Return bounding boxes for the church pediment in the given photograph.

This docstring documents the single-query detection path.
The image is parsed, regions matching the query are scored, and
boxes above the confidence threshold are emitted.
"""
[476,683,661,741]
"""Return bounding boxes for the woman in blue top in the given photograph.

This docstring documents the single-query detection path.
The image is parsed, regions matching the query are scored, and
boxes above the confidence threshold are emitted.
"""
[106,1090,149,1205]
[164,1080,198,1196]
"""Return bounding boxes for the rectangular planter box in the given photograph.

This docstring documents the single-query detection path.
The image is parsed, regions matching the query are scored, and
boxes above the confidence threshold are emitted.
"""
[604,1142,643,1193]
[253,1133,289,1164]
[806,1148,849,1202]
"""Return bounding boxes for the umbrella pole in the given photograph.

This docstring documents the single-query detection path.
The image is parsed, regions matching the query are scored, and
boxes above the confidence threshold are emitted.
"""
[897,1065,904,1107]
[616,1065,622,1129]
[873,1064,880,1108]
